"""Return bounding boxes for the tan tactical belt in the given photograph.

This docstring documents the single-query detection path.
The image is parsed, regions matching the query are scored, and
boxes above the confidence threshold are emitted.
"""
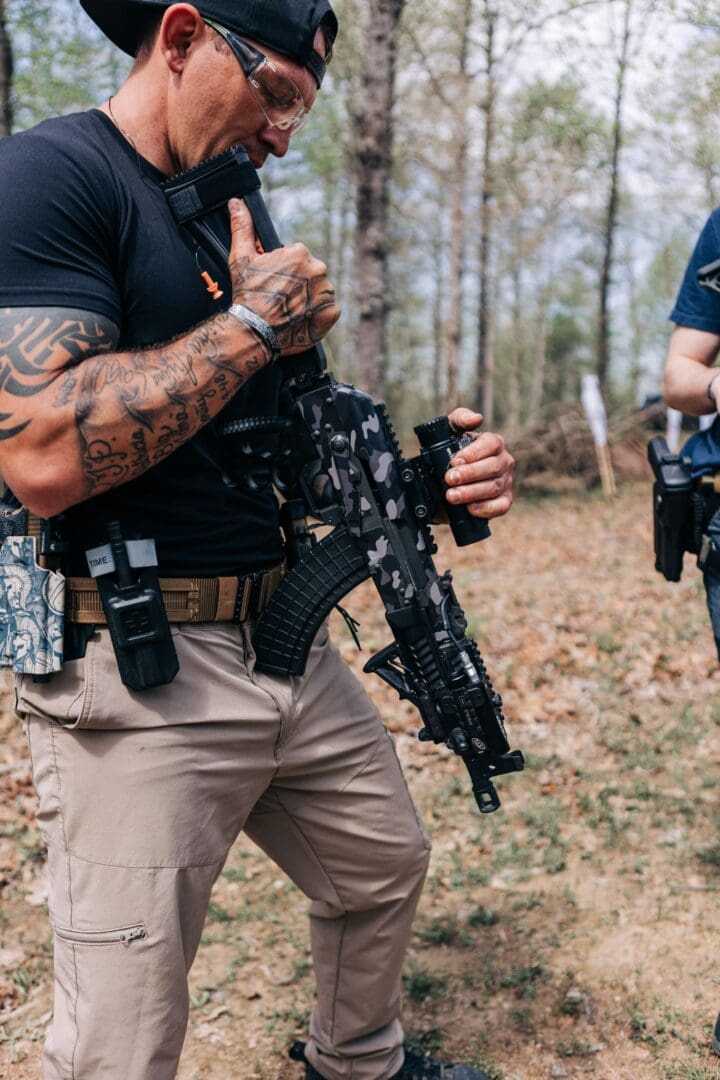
[65,562,286,625]
[698,473,720,494]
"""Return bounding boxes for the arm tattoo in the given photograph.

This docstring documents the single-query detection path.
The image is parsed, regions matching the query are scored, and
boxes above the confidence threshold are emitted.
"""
[0,307,267,501]
[228,259,336,351]
[0,308,116,439]
[74,315,243,494]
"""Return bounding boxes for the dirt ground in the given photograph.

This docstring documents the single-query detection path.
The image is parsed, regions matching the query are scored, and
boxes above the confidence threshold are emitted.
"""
[2,482,720,1080]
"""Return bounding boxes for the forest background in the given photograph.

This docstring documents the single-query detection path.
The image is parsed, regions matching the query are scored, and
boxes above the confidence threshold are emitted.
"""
[4,3,720,1080]
[2,0,719,442]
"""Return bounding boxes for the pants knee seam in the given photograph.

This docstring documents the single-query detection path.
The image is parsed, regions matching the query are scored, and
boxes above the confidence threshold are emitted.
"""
[329,915,348,1045]
[338,729,384,795]
[271,790,345,909]
[48,723,80,1079]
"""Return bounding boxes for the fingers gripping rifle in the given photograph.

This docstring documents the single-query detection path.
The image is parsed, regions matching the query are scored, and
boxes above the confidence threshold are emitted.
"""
[163,147,525,814]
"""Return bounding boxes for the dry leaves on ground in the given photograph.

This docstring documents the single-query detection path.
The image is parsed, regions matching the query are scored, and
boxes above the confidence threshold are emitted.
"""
[1,484,720,1080]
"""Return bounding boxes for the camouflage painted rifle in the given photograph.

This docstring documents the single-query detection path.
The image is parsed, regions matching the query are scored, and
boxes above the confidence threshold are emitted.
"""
[163,147,525,814]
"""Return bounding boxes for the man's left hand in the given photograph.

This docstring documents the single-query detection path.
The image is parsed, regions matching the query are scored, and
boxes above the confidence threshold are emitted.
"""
[444,408,514,519]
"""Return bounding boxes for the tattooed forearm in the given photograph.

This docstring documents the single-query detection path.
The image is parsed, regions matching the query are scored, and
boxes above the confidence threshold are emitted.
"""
[130,427,151,473]
[75,312,265,496]
[53,369,79,409]
[0,306,272,509]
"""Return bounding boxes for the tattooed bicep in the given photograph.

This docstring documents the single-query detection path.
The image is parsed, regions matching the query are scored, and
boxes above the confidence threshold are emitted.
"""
[0,306,119,385]
[0,307,119,439]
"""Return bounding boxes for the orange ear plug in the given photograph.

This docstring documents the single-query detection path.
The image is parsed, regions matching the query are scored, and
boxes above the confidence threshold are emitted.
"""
[200,271,224,300]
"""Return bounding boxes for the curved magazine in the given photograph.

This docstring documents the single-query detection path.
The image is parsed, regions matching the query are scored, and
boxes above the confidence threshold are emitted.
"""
[253,525,370,676]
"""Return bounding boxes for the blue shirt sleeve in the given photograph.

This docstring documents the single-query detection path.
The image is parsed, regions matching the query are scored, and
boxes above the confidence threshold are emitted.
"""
[670,210,720,333]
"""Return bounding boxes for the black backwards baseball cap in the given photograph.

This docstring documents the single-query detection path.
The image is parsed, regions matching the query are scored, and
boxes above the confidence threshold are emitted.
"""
[80,0,338,85]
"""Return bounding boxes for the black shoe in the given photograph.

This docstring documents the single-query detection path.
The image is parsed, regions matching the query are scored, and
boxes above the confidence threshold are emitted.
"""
[289,1042,326,1079]
[289,1041,491,1080]
[393,1047,491,1080]
[713,1013,720,1057]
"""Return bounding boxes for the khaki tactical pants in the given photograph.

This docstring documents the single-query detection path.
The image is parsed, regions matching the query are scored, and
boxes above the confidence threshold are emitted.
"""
[18,622,431,1080]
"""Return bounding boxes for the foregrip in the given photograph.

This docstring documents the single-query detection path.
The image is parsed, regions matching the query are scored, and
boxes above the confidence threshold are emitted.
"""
[253,525,370,676]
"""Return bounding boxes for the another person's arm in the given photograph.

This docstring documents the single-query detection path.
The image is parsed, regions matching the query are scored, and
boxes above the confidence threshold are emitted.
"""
[664,211,720,417]
[663,326,720,416]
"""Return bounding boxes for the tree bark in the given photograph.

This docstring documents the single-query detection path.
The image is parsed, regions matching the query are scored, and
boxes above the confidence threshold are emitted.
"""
[527,287,549,427]
[444,0,473,413]
[475,4,498,423]
[432,222,445,415]
[353,0,405,399]
[597,0,632,396]
[445,133,468,412]
[0,0,13,138]
[507,237,523,436]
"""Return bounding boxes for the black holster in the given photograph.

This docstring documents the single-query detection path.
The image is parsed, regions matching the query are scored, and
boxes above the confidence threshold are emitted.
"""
[648,436,695,582]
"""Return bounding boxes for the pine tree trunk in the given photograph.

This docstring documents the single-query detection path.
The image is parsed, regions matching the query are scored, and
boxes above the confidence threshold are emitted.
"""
[506,249,523,437]
[527,288,548,427]
[597,0,632,396]
[444,0,473,413]
[475,6,497,424]
[432,223,445,416]
[0,0,13,138]
[353,0,405,399]
[445,137,467,412]
[335,210,353,382]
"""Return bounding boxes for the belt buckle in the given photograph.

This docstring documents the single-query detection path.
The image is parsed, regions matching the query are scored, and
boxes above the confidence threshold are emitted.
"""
[232,564,285,623]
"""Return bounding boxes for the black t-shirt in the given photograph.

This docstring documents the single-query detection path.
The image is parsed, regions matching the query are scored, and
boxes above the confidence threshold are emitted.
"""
[0,109,285,575]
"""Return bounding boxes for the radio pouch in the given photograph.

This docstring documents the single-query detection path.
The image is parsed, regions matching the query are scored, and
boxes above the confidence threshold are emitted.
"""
[0,535,64,676]
[88,522,179,691]
[648,436,695,582]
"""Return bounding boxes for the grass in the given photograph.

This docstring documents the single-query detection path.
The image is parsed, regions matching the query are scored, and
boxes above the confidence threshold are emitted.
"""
[416,915,465,946]
[468,904,500,927]
[402,965,449,1003]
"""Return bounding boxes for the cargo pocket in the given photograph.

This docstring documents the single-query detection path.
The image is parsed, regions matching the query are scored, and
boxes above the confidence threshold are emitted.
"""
[15,632,97,729]
[54,923,146,947]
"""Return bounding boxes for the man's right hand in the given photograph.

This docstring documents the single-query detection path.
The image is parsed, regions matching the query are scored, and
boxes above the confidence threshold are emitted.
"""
[227,197,340,355]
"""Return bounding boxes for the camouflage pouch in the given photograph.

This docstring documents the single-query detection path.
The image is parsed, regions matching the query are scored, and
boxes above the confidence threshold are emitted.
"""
[0,535,64,675]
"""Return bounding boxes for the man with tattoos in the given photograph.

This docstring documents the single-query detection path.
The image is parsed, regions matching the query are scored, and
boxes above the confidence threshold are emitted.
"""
[0,2,514,1078]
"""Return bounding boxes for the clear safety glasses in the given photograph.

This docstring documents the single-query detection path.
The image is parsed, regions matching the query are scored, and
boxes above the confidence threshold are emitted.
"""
[205,19,310,133]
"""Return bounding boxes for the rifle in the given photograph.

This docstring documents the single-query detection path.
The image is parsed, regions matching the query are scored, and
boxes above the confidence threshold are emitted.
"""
[162,147,525,814]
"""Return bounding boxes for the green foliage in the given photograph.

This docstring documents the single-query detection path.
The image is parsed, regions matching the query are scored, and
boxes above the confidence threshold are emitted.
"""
[8,0,129,130]
[2,0,717,421]
[416,914,464,945]
[402,964,449,1002]
[467,904,500,927]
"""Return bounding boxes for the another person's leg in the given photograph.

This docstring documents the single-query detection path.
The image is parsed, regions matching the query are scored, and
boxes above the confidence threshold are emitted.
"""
[703,566,720,661]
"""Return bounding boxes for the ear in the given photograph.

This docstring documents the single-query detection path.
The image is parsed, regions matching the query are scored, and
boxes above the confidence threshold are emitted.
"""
[159,3,205,73]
